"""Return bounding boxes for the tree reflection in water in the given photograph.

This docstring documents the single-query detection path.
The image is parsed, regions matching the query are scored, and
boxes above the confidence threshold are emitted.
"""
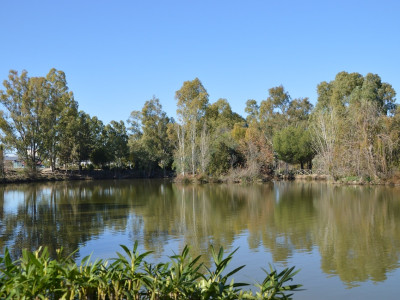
[1,180,400,286]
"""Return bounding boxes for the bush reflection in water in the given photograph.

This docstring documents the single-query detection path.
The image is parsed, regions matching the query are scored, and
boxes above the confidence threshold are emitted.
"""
[0,180,400,286]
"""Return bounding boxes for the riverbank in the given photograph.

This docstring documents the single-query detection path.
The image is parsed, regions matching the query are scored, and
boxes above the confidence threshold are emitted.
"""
[0,168,172,184]
[294,173,400,186]
[174,172,400,186]
[1,168,399,186]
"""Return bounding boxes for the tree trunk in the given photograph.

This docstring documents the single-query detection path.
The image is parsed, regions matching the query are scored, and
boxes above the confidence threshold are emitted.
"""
[177,124,185,176]
[51,160,55,172]
[191,121,196,176]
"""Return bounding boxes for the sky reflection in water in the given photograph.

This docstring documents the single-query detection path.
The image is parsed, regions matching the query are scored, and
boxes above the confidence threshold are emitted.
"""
[1,180,400,299]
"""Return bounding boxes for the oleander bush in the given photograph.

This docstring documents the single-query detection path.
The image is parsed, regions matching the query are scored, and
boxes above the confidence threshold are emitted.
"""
[0,242,301,299]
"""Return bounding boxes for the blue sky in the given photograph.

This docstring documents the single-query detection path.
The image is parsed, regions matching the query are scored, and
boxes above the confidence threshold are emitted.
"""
[1,0,399,124]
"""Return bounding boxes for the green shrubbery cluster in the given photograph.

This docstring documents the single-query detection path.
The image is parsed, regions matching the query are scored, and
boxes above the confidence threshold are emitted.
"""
[0,242,301,299]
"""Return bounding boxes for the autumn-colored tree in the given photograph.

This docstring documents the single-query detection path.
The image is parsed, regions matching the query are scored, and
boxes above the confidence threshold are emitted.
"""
[311,71,397,179]
[239,124,274,176]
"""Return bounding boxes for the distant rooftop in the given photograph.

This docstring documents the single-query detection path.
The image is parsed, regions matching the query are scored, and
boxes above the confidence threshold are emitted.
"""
[4,155,19,161]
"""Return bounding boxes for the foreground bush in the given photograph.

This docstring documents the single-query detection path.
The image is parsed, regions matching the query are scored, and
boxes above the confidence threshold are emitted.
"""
[0,242,301,299]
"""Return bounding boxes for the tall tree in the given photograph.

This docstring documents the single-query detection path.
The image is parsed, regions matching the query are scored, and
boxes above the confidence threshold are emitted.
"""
[245,99,259,125]
[41,69,78,171]
[0,70,46,173]
[104,120,129,168]
[259,85,291,140]
[69,111,95,171]
[129,97,172,175]
[0,69,79,173]
[311,71,397,179]
[205,99,245,175]
[175,78,209,175]
[88,116,106,167]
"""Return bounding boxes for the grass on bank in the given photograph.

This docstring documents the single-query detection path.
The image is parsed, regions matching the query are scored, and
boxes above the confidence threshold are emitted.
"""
[0,242,301,299]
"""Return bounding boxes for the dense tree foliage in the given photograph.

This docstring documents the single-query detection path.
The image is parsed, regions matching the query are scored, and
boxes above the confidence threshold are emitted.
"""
[0,70,77,173]
[0,70,128,172]
[0,69,398,181]
[204,99,245,175]
[273,125,313,169]
[128,97,172,175]
[311,71,398,179]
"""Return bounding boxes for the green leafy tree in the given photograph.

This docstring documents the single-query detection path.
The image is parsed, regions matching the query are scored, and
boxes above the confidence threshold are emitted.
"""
[104,120,129,168]
[273,126,314,169]
[0,70,46,173]
[287,98,313,125]
[41,69,78,171]
[259,85,291,140]
[67,111,96,171]
[87,116,107,168]
[0,69,79,173]
[127,98,172,175]
[127,110,146,170]
[204,99,245,175]
[141,97,172,173]
[245,99,259,125]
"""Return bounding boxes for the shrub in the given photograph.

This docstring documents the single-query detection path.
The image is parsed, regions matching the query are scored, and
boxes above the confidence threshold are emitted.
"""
[0,242,301,299]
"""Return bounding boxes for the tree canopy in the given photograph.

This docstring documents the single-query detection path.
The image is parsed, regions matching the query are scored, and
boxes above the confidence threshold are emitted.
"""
[0,69,398,181]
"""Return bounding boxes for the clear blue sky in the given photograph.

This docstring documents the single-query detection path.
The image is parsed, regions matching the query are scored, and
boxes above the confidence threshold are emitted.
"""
[1,0,399,124]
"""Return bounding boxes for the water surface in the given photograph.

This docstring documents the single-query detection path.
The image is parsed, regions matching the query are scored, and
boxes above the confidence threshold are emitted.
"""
[1,180,400,299]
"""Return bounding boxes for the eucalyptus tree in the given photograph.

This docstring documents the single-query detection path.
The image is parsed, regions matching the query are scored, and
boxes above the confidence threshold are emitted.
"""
[311,71,397,178]
[0,70,47,172]
[0,69,78,173]
[69,111,96,170]
[175,78,209,175]
[104,120,129,168]
[287,98,313,125]
[127,98,172,174]
[87,116,108,168]
[244,99,259,125]
[57,111,79,169]
[140,97,172,173]
[127,110,142,139]
[244,86,313,173]
[205,99,245,175]
[0,144,4,176]
[246,86,308,141]
[258,85,291,141]
[42,69,78,171]
[127,110,148,170]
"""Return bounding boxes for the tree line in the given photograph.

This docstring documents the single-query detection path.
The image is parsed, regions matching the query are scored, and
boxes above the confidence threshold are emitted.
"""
[0,69,398,181]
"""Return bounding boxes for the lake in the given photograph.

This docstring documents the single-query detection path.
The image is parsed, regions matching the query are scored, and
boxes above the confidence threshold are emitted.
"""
[1,179,400,299]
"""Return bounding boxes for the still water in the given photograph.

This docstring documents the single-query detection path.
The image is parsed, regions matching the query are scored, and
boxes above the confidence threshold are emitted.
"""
[1,179,400,299]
